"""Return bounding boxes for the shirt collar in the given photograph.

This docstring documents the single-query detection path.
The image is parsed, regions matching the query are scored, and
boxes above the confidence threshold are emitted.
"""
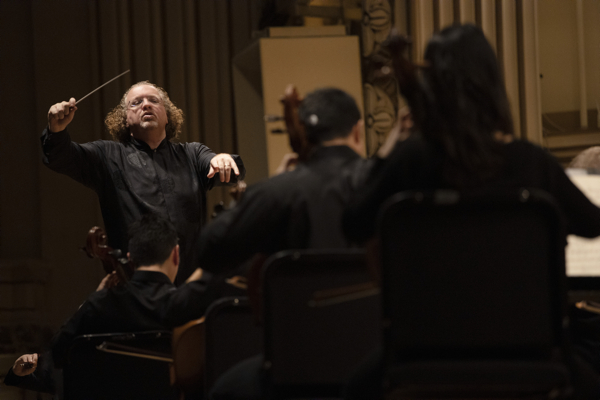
[130,270,173,285]
[130,136,169,152]
[307,145,361,164]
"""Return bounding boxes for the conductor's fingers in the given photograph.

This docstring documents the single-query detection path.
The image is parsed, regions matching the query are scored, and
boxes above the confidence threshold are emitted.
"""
[206,166,216,178]
[224,163,231,182]
[218,158,226,182]
[61,101,73,116]
[231,160,240,176]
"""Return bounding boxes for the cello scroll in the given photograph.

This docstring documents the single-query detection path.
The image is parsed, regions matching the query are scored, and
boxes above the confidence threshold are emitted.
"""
[83,226,134,287]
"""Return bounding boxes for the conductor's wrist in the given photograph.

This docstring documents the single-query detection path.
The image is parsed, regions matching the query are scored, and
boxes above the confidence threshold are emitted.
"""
[47,124,65,135]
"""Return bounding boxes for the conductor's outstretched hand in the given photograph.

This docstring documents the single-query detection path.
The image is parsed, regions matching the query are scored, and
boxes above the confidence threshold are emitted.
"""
[48,98,77,133]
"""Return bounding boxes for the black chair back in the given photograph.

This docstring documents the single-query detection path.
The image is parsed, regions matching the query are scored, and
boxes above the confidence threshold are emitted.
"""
[63,331,175,400]
[378,189,570,397]
[204,296,263,396]
[262,249,381,399]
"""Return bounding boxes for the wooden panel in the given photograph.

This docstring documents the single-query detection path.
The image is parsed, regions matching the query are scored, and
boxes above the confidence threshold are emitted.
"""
[499,0,521,138]
[32,0,105,327]
[184,0,201,143]
[413,0,435,61]
[217,0,234,153]
[269,26,346,37]
[149,0,164,87]
[232,41,267,185]
[582,0,600,121]
[394,0,410,35]
[88,0,104,139]
[118,0,132,92]
[130,0,154,81]
[260,35,365,176]
[0,0,40,258]
[459,0,476,23]
[575,0,588,128]
[439,0,455,29]
[230,1,252,60]
[519,0,543,144]
[546,132,600,149]
[480,0,497,51]
[98,0,122,118]
[164,0,188,141]
[198,0,220,148]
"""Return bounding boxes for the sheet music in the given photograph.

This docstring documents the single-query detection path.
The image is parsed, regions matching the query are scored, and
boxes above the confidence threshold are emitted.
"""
[566,170,600,276]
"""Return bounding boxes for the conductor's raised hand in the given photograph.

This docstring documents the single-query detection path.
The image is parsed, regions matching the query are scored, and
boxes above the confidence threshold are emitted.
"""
[48,98,77,133]
[207,153,240,183]
[13,353,38,376]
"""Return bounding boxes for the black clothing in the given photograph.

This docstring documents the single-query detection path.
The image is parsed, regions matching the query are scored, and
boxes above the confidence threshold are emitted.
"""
[3,355,56,395]
[210,355,265,400]
[198,145,371,273]
[41,128,246,284]
[344,136,600,243]
[342,135,600,399]
[202,146,370,400]
[51,270,215,368]
[344,348,600,400]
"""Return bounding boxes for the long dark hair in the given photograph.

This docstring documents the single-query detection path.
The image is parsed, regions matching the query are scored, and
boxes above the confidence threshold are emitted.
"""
[420,24,514,187]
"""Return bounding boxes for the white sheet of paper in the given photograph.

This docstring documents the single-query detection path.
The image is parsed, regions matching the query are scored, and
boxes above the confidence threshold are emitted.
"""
[566,169,600,276]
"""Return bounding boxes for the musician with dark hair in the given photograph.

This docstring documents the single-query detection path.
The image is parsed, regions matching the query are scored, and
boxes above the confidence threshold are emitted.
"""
[199,87,371,400]
[50,213,219,369]
[343,24,600,399]
[42,81,245,284]
[4,213,223,395]
[345,24,600,243]
[198,87,369,273]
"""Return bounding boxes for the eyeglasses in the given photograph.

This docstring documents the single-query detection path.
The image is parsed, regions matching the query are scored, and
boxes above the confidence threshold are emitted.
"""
[127,96,162,109]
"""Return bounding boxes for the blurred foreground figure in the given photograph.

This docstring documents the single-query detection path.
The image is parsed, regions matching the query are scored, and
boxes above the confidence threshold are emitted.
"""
[343,24,600,399]
[198,87,370,272]
[200,87,371,400]
[42,81,245,284]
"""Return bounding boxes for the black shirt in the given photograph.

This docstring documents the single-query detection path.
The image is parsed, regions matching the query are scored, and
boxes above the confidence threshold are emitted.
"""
[3,360,55,395]
[198,145,372,273]
[344,136,600,243]
[51,270,216,368]
[41,128,246,284]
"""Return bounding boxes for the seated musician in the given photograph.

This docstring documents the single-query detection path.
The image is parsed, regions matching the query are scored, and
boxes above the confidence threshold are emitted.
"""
[52,213,220,367]
[342,24,600,399]
[196,87,372,400]
[3,353,55,395]
[198,87,371,270]
[3,213,222,395]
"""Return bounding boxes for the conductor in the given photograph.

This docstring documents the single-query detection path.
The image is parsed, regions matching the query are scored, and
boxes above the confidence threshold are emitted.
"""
[42,81,245,284]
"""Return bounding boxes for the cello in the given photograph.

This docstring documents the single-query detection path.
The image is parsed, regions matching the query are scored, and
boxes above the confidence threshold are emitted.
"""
[82,226,134,287]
